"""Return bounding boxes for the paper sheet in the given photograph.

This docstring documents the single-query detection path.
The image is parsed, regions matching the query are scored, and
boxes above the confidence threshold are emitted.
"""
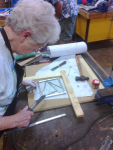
[34,55,93,100]
[47,42,87,58]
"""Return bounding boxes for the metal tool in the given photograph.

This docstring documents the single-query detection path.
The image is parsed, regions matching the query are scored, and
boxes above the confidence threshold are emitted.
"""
[4,114,66,134]
[42,54,50,58]
[24,60,50,66]
[99,136,112,150]
[51,61,66,71]
[75,76,89,81]
[99,114,113,123]
[106,123,113,127]
[81,54,104,82]
[28,95,46,111]
[26,85,36,92]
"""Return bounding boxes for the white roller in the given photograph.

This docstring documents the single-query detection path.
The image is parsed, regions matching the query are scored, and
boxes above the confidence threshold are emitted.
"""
[47,42,87,58]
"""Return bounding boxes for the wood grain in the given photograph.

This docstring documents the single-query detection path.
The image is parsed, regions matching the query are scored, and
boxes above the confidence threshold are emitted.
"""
[76,55,83,76]
[60,70,84,118]
[24,72,61,81]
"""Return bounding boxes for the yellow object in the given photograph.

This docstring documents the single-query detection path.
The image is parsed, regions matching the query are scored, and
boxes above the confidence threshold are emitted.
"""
[23,73,25,77]
[88,17,112,42]
[76,14,87,40]
[75,8,113,43]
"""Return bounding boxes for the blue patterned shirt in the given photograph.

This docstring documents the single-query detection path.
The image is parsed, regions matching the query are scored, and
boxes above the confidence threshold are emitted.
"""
[47,0,78,21]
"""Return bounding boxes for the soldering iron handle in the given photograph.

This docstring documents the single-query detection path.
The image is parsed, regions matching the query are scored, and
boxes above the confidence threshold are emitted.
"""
[28,95,46,111]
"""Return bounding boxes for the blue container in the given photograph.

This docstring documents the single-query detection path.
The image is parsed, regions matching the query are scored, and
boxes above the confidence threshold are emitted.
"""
[0,8,11,12]
[11,0,19,7]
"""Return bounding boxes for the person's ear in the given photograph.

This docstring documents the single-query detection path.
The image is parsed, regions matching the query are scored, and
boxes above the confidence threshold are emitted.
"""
[20,30,33,43]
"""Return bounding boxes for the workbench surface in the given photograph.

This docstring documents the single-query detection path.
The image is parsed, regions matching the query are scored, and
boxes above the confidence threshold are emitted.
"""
[75,8,113,42]
[3,53,113,150]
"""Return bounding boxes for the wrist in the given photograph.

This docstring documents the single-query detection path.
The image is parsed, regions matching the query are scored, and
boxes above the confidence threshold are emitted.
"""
[13,114,19,128]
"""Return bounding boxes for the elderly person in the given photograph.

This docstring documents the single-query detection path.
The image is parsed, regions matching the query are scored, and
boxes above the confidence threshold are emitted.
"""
[0,0,60,133]
[47,0,78,44]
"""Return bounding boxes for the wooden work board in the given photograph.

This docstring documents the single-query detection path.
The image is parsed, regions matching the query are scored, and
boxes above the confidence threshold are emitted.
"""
[25,55,104,115]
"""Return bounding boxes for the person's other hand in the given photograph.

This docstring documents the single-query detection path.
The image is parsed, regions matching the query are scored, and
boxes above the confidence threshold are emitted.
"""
[22,79,37,87]
[22,79,37,93]
[13,106,34,128]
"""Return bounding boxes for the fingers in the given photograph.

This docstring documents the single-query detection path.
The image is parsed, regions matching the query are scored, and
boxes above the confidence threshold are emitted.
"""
[14,107,34,128]
[22,106,28,111]
[22,106,34,116]
[23,79,37,87]
[30,81,37,87]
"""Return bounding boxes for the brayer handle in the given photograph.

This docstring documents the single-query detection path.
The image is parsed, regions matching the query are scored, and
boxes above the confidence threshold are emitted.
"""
[28,95,46,111]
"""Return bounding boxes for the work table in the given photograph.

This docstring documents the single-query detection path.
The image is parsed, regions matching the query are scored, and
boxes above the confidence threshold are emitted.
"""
[3,52,113,150]
[78,7,113,19]
[76,7,113,42]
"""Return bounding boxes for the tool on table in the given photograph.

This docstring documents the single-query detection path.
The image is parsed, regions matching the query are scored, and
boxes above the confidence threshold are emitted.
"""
[28,95,46,111]
[75,75,89,81]
[95,87,113,106]
[92,79,100,89]
[18,53,42,66]
[99,136,112,150]
[26,85,36,92]
[16,52,36,60]
[99,114,113,123]
[4,114,66,134]
[51,61,66,71]
[82,54,104,82]
[76,56,89,82]
[42,53,50,58]
[99,112,113,128]
[24,60,50,66]
[106,122,113,127]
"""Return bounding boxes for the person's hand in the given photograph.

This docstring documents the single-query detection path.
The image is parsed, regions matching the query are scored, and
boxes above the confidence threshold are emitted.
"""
[22,79,37,87]
[22,79,37,93]
[13,106,34,128]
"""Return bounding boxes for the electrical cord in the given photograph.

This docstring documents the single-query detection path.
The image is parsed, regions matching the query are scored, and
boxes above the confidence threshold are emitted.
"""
[12,112,112,150]
[60,112,112,150]
[13,129,18,150]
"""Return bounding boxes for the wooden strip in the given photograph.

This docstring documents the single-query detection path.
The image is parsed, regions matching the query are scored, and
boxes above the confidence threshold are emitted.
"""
[60,70,84,118]
[24,72,61,81]
[18,53,42,66]
[79,55,104,89]
[76,55,83,76]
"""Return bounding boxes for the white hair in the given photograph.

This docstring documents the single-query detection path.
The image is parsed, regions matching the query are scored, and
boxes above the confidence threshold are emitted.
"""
[5,0,61,44]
